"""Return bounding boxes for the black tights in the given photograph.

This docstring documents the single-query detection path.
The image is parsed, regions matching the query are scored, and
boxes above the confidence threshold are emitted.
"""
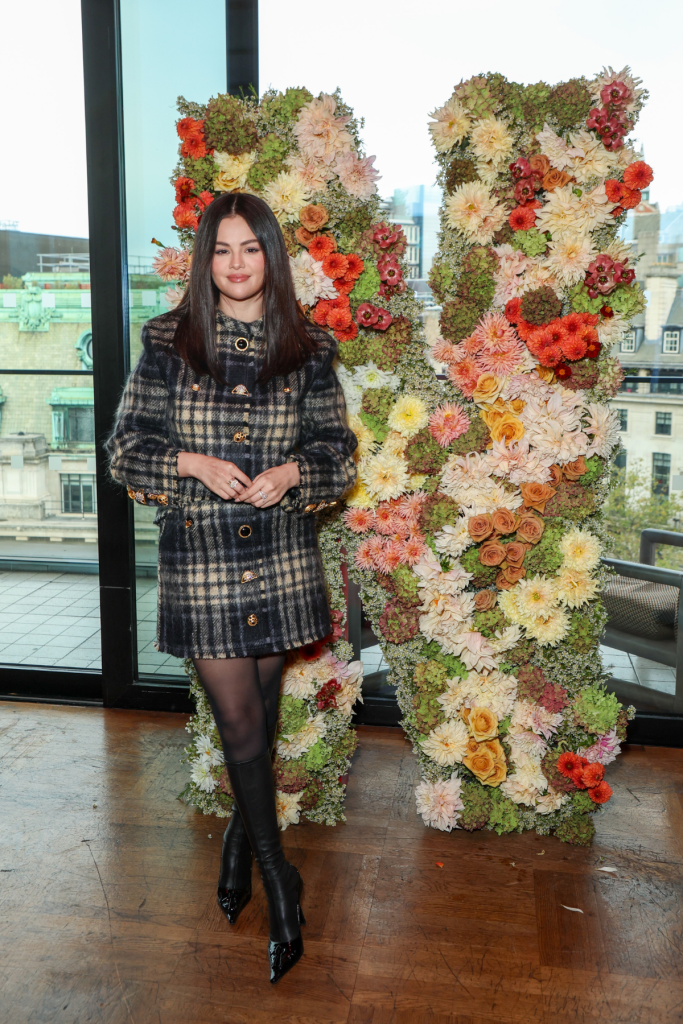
[193,654,285,764]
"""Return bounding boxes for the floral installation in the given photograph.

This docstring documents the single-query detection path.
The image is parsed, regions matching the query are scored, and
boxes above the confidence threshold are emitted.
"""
[332,68,646,847]
[161,86,405,826]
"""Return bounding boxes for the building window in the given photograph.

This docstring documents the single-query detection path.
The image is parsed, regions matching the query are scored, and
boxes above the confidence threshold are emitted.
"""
[616,409,628,431]
[620,331,636,353]
[652,453,671,495]
[49,388,95,447]
[613,450,627,471]
[61,474,97,513]
[655,411,672,435]
[663,330,680,354]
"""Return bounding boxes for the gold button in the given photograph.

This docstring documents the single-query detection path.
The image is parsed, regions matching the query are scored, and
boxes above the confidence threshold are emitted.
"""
[238,525,252,538]
[185,518,193,528]
[235,337,248,351]
[315,501,326,511]
[328,501,337,507]
[135,490,146,504]
[304,503,316,513]
[191,383,200,391]
[233,431,246,443]
[127,486,136,501]
[283,387,292,393]
[247,614,258,626]
[231,384,249,396]
[157,494,169,506]
[241,570,258,583]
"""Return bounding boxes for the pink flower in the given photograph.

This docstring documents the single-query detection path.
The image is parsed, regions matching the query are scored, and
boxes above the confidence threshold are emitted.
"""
[152,246,191,282]
[355,539,375,570]
[432,338,459,365]
[367,536,386,570]
[474,311,519,351]
[378,539,402,573]
[448,358,480,398]
[429,403,471,448]
[374,307,393,329]
[356,302,379,327]
[377,254,403,284]
[374,504,398,535]
[475,341,526,376]
[372,223,402,251]
[396,491,426,526]
[399,536,426,565]
[600,80,631,108]
[343,508,375,534]
[334,151,381,199]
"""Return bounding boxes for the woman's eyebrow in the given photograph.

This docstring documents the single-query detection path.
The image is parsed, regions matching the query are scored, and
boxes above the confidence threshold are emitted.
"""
[214,237,259,247]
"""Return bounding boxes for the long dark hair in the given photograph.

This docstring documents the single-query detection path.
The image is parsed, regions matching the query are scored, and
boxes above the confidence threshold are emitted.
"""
[173,192,318,382]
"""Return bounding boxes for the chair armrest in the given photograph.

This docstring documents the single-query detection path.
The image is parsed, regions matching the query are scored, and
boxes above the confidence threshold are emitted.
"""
[640,528,683,565]
[601,557,683,590]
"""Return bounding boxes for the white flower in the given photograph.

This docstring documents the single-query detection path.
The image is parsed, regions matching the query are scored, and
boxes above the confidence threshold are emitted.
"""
[190,754,216,793]
[421,718,470,766]
[277,714,327,760]
[536,123,585,170]
[262,170,312,223]
[336,660,364,715]
[415,777,464,831]
[470,116,514,179]
[597,312,629,347]
[336,366,363,415]
[276,790,303,830]
[544,237,596,288]
[434,522,474,558]
[213,149,257,190]
[289,251,337,306]
[194,734,223,766]
[584,403,621,458]
[555,568,599,608]
[567,129,614,183]
[387,394,429,438]
[285,153,334,193]
[444,181,506,245]
[428,95,472,152]
[500,762,547,806]
[353,362,399,390]
[438,669,518,721]
[526,605,571,646]
[293,93,353,166]
[559,528,601,572]
[359,450,410,502]
[511,701,563,741]
[535,789,569,814]
[281,658,319,699]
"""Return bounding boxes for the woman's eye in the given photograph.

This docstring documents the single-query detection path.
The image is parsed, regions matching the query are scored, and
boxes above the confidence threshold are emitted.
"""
[246,247,260,254]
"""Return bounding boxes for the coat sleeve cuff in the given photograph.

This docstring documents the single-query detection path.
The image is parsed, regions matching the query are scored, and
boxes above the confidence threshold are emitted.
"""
[126,449,181,508]
[279,454,341,516]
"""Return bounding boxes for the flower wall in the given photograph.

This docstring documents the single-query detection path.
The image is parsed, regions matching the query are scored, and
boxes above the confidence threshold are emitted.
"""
[156,86,432,828]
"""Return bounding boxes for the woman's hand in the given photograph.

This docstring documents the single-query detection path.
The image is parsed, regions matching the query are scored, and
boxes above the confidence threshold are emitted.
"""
[177,452,252,500]
[236,462,300,508]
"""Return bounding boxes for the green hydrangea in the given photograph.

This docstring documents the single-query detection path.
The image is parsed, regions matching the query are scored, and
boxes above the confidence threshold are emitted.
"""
[275,758,311,793]
[459,781,493,831]
[204,93,258,154]
[579,455,605,487]
[246,133,289,190]
[420,641,468,680]
[410,668,446,735]
[487,787,521,835]
[337,207,374,254]
[568,282,606,315]
[440,297,481,343]
[460,546,497,587]
[428,261,456,303]
[572,790,595,814]
[544,480,596,521]
[554,810,595,846]
[454,75,499,119]
[406,428,449,475]
[261,86,313,125]
[419,493,461,534]
[514,228,550,258]
[546,78,593,130]
[448,414,490,456]
[522,520,565,575]
[566,610,603,654]
[279,694,309,737]
[444,157,479,195]
[359,411,389,443]
[521,286,563,326]
[572,685,620,735]
[456,247,497,310]
[359,387,394,442]
[473,607,508,638]
[350,263,381,305]
[516,663,548,703]
[180,155,218,193]
[389,564,421,606]
[304,739,332,771]
[337,335,369,368]
[609,282,647,319]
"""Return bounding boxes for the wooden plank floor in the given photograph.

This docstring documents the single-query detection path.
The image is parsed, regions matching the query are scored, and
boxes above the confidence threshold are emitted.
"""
[1,703,682,1024]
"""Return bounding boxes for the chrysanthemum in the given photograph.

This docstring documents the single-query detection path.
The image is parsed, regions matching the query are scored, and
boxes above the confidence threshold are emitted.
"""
[399,536,426,566]
[275,790,303,830]
[262,170,312,223]
[448,358,480,398]
[347,414,376,461]
[366,535,386,570]
[359,451,410,502]
[415,777,464,831]
[396,490,427,525]
[277,714,326,759]
[544,237,596,287]
[473,311,517,351]
[623,160,653,190]
[444,181,506,245]
[378,539,403,574]
[354,538,375,570]
[387,394,429,438]
[293,94,353,166]
[508,205,537,232]
[578,184,615,233]
[432,337,460,366]
[289,251,337,306]
[434,522,473,558]
[429,403,470,448]
[193,734,223,766]
[354,362,399,390]
[527,606,570,646]
[476,342,525,377]
[382,431,409,457]
[420,718,470,766]
[536,123,585,170]
[152,247,191,282]
[213,149,257,191]
[555,568,599,608]
[428,95,472,153]
[513,575,558,623]
[535,186,586,242]
[343,507,375,534]
[281,658,318,699]
[584,403,621,458]
[285,153,334,193]
[345,478,378,509]
[559,528,601,572]
[334,151,381,199]
[470,116,514,171]
[190,754,216,793]
[373,503,398,535]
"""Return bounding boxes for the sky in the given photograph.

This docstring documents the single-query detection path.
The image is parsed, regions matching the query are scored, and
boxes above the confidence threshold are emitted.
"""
[1,0,682,243]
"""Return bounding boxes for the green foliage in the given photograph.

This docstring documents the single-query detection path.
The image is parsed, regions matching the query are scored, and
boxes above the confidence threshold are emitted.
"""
[520,285,563,326]
[448,414,490,456]
[420,641,468,680]
[428,261,456,303]
[579,455,605,487]
[522,520,565,575]
[473,606,508,638]
[411,661,448,735]
[247,133,289,190]
[278,694,309,738]
[565,609,603,654]
[419,493,461,535]
[546,78,593,130]
[390,564,421,606]
[572,685,620,735]
[337,206,374,253]
[514,228,550,258]
[440,296,482,343]
[554,810,595,846]
[487,787,521,835]
[444,157,479,195]
[304,739,332,771]
[204,93,258,154]
[261,86,313,125]
[358,411,389,443]
[337,334,368,368]
[609,282,647,319]
[461,546,497,587]
[406,428,449,475]
[350,263,381,304]
[180,155,218,193]
[603,460,683,567]
[459,780,493,830]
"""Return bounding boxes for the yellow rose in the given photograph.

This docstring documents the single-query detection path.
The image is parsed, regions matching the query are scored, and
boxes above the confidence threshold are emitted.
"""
[476,738,507,787]
[467,706,498,742]
[480,760,507,786]
[489,412,525,445]
[463,743,496,781]
[472,372,504,406]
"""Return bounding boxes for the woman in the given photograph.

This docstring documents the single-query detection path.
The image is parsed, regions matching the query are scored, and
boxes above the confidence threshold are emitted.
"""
[108,192,357,983]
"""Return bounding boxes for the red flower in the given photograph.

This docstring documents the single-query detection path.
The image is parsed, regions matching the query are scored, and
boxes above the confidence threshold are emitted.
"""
[555,362,572,380]
[582,312,600,326]
[588,780,613,804]
[504,298,522,324]
[176,117,204,142]
[600,305,614,319]
[562,312,584,339]
[375,308,393,330]
[545,319,569,346]
[197,191,214,211]
[356,302,379,327]
[508,206,537,231]
[557,751,585,777]
[623,161,654,190]
[377,254,402,284]
[600,80,631,108]
[620,187,641,210]
[580,325,599,347]
[327,305,353,331]
[509,156,532,180]
[334,278,355,295]
[372,223,401,250]
[322,252,349,280]
[173,201,199,231]
[311,300,331,326]
[570,768,588,789]
[181,136,207,160]
[335,322,358,343]
[514,177,540,204]
[611,205,624,218]
[174,176,195,203]
[582,762,605,787]
[585,340,602,359]
[605,179,626,204]
[344,253,365,281]
[309,235,337,261]
[561,336,587,361]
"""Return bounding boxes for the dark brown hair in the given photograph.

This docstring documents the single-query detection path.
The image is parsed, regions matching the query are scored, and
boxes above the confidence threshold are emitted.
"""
[173,192,318,382]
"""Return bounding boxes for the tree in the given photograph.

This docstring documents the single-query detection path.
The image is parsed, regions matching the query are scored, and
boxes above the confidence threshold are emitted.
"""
[604,459,683,567]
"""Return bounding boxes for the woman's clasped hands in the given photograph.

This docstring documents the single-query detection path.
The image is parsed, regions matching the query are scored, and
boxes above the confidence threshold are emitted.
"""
[177,452,300,508]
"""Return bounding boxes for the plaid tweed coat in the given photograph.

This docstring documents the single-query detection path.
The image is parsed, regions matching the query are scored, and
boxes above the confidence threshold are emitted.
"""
[107,309,357,659]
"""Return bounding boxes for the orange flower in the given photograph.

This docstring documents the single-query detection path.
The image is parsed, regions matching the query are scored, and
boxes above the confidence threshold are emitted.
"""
[542,168,573,191]
[605,179,626,204]
[327,305,352,330]
[334,278,355,296]
[311,300,331,326]
[173,201,199,231]
[344,253,365,281]
[504,541,526,567]
[623,161,653,191]
[468,707,498,742]
[295,226,316,247]
[468,514,494,542]
[563,456,587,481]
[181,135,207,160]
[335,322,358,343]
[502,565,526,584]
[299,204,329,232]
[491,508,517,535]
[588,780,612,804]
[479,539,506,566]
[322,252,349,280]
[473,590,497,611]
[529,154,551,177]
[548,465,563,487]
[516,513,545,544]
[308,235,337,261]
[619,187,641,210]
[520,482,556,513]
[495,571,515,591]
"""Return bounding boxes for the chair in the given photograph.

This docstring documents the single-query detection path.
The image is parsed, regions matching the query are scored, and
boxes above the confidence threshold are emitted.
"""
[602,529,683,713]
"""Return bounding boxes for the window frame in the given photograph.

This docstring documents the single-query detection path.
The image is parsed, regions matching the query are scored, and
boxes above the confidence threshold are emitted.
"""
[655,411,673,436]
[663,329,681,354]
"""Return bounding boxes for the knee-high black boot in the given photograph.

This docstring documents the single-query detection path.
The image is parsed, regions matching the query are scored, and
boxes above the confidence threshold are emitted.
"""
[216,727,277,925]
[227,751,305,984]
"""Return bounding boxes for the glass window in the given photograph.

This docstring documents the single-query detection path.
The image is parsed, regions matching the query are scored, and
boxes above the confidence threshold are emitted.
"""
[652,453,672,495]
[620,331,636,353]
[655,411,672,435]
[613,450,627,471]
[61,473,97,514]
[617,409,628,431]
[663,330,680,354]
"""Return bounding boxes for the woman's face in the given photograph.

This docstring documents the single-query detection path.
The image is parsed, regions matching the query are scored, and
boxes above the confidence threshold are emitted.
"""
[211,214,265,304]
